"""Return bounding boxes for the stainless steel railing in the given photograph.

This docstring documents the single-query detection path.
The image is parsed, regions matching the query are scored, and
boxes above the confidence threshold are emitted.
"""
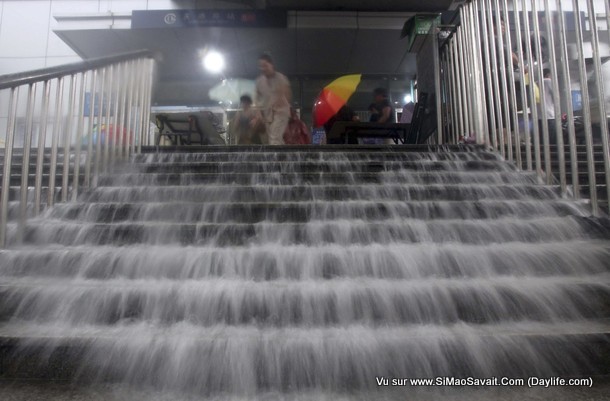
[0,50,156,246]
[439,0,610,216]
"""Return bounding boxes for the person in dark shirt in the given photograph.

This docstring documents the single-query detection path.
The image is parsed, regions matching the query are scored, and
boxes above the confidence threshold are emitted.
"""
[370,87,395,124]
[364,87,394,144]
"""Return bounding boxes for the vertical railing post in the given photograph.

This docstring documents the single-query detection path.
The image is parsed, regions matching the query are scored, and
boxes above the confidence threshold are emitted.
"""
[440,51,451,143]
[444,41,452,143]
[18,83,37,242]
[543,0,566,193]
[134,58,146,155]
[448,38,460,143]
[462,3,476,143]
[456,17,471,142]
[62,74,77,203]
[463,12,475,141]
[452,38,465,141]
[103,65,114,173]
[125,60,137,160]
[84,69,98,188]
[136,59,147,154]
[469,0,488,147]
[530,0,552,184]
[47,77,65,209]
[521,0,542,177]
[432,20,443,145]
[0,88,20,247]
[556,0,579,198]
[142,58,155,149]
[573,0,598,215]
[93,67,107,187]
[34,81,51,215]
[485,0,500,150]
[499,0,520,165]
[72,71,88,202]
[110,62,123,168]
[117,61,130,161]
[607,0,610,51]
[513,0,532,170]
[586,0,610,213]
[485,0,505,153]
[478,0,497,147]
[493,0,513,160]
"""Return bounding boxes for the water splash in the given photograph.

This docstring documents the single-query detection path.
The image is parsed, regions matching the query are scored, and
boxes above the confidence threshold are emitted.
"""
[0,147,608,397]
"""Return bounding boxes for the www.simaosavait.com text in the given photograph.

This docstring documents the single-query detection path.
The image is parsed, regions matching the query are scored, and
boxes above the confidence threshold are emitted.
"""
[376,376,594,388]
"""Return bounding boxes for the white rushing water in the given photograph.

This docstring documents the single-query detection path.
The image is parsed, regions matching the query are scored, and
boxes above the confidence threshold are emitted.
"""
[0,147,609,399]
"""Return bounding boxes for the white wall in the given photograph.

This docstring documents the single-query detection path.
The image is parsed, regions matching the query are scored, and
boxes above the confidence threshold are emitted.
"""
[0,0,178,75]
[0,0,608,77]
[0,0,176,146]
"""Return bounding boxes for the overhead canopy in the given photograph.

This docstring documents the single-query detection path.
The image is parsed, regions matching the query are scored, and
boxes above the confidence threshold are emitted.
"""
[53,0,458,109]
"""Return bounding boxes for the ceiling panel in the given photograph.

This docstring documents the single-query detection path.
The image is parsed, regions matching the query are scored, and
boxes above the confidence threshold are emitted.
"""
[59,26,414,77]
[179,0,455,12]
[54,2,441,108]
[295,29,356,75]
[346,29,411,74]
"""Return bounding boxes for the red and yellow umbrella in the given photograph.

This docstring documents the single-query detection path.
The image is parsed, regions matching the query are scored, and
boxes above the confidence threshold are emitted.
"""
[313,74,362,127]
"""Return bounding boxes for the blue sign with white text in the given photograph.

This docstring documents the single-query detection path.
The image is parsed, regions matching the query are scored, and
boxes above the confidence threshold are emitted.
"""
[131,9,287,29]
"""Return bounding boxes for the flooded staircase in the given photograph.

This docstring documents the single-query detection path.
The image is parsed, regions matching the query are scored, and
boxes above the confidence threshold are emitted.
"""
[548,144,609,215]
[0,145,609,399]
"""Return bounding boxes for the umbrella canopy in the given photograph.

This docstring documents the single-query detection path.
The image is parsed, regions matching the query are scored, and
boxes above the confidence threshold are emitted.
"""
[209,78,256,106]
[313,74,362,127]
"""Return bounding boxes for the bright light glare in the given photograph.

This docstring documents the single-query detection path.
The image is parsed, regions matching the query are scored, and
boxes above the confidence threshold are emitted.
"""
[203,51,225,73]
[403,94,412,104]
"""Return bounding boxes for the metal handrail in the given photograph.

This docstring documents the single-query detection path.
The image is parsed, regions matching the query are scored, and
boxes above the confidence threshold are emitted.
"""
[438,0,610,217]
[0,50,155,90]
[0,49,156,247]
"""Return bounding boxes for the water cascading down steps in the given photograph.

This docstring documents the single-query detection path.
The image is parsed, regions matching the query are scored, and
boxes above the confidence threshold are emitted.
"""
[0,145,609,399]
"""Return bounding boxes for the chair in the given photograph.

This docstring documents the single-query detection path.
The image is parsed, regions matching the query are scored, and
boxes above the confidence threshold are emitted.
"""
[325,92,428,144]
[155,111,226,145]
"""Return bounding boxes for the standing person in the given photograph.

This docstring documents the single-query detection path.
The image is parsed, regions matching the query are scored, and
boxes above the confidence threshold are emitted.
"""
[229,94,265,145]
[365,87,394,144]
[254,53,292,145]
[539,68,557,143]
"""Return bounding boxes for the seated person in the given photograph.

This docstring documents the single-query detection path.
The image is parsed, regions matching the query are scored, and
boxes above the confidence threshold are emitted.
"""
[400,101,415,124]
[362,87,394,144]
[229,94,266,144]
[370,87,394,124]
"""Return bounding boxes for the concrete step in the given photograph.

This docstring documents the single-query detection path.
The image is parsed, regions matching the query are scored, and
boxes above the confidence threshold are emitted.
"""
[1,276,607,326]
[44,199,592,224]
[13,215,610,247]
[97,170,547,186]
[132,150,502,163]
[127,160,515,175]
[2,144,609,395]
[87,183,563,202]
[139,144,489,154]
[4,186,64,203]
[0,322,608,385]
[0,174,85,187]
[560,172,609,184]
[2,380,610,401]
[2,241,608,280]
